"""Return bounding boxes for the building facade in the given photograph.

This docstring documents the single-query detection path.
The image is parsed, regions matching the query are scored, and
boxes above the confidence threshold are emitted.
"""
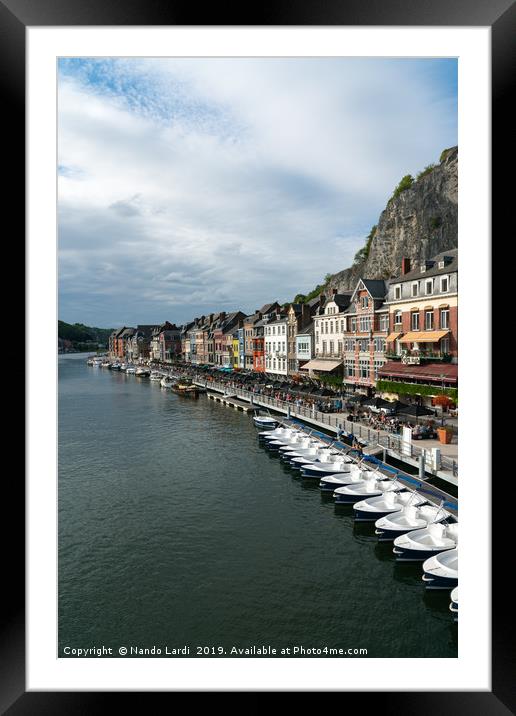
[378,249,458,402]
[342,280,389,393]
[264,313,288,376]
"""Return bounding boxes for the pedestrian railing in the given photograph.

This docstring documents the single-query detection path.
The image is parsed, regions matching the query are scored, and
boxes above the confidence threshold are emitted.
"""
[193,375,459,477]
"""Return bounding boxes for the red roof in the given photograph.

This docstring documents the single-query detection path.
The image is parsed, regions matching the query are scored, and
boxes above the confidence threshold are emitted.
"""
[378,361,458,383]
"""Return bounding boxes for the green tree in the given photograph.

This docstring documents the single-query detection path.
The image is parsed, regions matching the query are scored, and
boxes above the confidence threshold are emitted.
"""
[392,174,414,199]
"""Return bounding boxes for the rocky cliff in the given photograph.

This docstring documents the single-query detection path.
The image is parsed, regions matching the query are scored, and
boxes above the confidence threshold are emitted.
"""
[323,146,458,293]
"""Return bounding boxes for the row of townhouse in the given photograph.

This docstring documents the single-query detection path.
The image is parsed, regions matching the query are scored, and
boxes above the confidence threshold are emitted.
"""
[303,248,458,398]
[108,247,457,400]
[109,322,182,363]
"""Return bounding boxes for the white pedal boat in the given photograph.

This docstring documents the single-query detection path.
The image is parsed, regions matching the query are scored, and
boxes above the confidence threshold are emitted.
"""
[353,489,427,522]
[449,587,458,621]
[375,504,451,542]
[334,477,404,505]
[422,548,458,590]
[319,469,373,492]
[393,522,459,561]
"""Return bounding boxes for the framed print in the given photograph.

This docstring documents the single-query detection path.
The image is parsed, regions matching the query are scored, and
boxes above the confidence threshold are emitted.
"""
[4,0,510,708]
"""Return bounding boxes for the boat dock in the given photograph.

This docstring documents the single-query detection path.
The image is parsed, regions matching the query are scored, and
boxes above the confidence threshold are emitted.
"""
[281,419,458,517]
[194,379,458,487]
[207,392,254,413]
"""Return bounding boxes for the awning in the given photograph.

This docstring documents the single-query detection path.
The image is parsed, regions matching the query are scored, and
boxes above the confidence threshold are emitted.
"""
[386,332,403,343]
[299,359,342,372]
[400,330,449,343]
[378,361,457,383]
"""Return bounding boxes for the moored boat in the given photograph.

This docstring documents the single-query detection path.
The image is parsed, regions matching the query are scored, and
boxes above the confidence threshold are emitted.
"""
[353,489,427,522]
[299,456,355,479]
[375,504,451,542]
[172,382,199,395]
[333,476,403,505]
[319,469,373,492]
[253,413,279,429]
[392,522,459,561]
[449,587,458,621]
[422,548,458,590]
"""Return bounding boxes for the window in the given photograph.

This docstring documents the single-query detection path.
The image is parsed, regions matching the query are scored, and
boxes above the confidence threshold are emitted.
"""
[345,359,355,377]
[411,312,420,330]
[350,318,357,332]
[329,340,334,355]
[425,311,434,330]
[394,284,402,300]
[440,308,449,329]
[440,276,449,293]
[361,296,369,308]
[411,282,419,297]
[341,319,345,332]
[441,338,450,355]
[373,359,385,379]
[425,279,433,295]
[330,321,333,333]
[379,314,389,331]
[322,341,327,355]
[359,359,369,379]
[337,340,342,354]
[359,316,371,332]
[394,311,402,326]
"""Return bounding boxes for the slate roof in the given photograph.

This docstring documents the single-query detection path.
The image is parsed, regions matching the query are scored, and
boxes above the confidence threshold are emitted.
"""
[397,248,458,282]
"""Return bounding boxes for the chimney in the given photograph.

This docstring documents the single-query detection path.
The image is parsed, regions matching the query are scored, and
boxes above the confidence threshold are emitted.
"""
[401,257,411,275]
[219,311,226,320]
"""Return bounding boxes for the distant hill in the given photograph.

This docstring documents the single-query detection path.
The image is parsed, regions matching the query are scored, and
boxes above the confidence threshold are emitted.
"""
[58,321,113,349]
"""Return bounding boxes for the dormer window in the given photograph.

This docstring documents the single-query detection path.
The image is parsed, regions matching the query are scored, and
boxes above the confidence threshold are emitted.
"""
[420,264,426,273]
[438,260,445,269]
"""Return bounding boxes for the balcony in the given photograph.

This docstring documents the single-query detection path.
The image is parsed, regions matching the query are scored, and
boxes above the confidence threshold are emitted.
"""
[385,350,452,363]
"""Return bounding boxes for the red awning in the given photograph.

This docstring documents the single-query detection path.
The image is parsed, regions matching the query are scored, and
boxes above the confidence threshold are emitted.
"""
[378,361,458,383]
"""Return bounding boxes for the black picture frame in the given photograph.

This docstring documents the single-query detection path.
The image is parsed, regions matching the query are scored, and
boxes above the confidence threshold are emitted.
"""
[5,0,508,709]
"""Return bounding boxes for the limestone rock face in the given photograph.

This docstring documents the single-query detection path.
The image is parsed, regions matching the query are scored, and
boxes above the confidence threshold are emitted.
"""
[327,147,458,292]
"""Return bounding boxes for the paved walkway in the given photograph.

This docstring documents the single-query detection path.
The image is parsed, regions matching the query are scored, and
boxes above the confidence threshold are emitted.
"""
[325,411,458,461]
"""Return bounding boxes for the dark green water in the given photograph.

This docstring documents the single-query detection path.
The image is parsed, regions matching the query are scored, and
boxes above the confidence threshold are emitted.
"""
[58,354,457,658]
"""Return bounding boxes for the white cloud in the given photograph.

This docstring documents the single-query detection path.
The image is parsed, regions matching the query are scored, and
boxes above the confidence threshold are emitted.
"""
[58,58,457,326]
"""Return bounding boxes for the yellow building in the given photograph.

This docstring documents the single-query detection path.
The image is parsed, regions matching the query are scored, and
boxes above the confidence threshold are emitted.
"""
[232,337,239,368]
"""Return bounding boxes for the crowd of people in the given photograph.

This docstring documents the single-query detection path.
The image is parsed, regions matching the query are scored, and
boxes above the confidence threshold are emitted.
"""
[150,360,441,440]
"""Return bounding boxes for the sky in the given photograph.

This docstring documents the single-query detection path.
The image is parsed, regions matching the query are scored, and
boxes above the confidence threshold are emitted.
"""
[58,57,457,328]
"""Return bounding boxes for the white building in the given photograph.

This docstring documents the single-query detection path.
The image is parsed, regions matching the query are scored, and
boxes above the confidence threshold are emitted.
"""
[301,292,352,377]
[296,323,314,369]
[264,314,288,376]
[314,292,352,359]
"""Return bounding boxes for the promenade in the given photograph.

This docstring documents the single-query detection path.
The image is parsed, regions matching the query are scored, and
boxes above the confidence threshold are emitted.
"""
[142,361,458,485]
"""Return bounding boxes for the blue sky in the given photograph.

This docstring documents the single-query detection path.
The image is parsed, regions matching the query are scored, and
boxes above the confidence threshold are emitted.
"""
[58,57,457,328]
